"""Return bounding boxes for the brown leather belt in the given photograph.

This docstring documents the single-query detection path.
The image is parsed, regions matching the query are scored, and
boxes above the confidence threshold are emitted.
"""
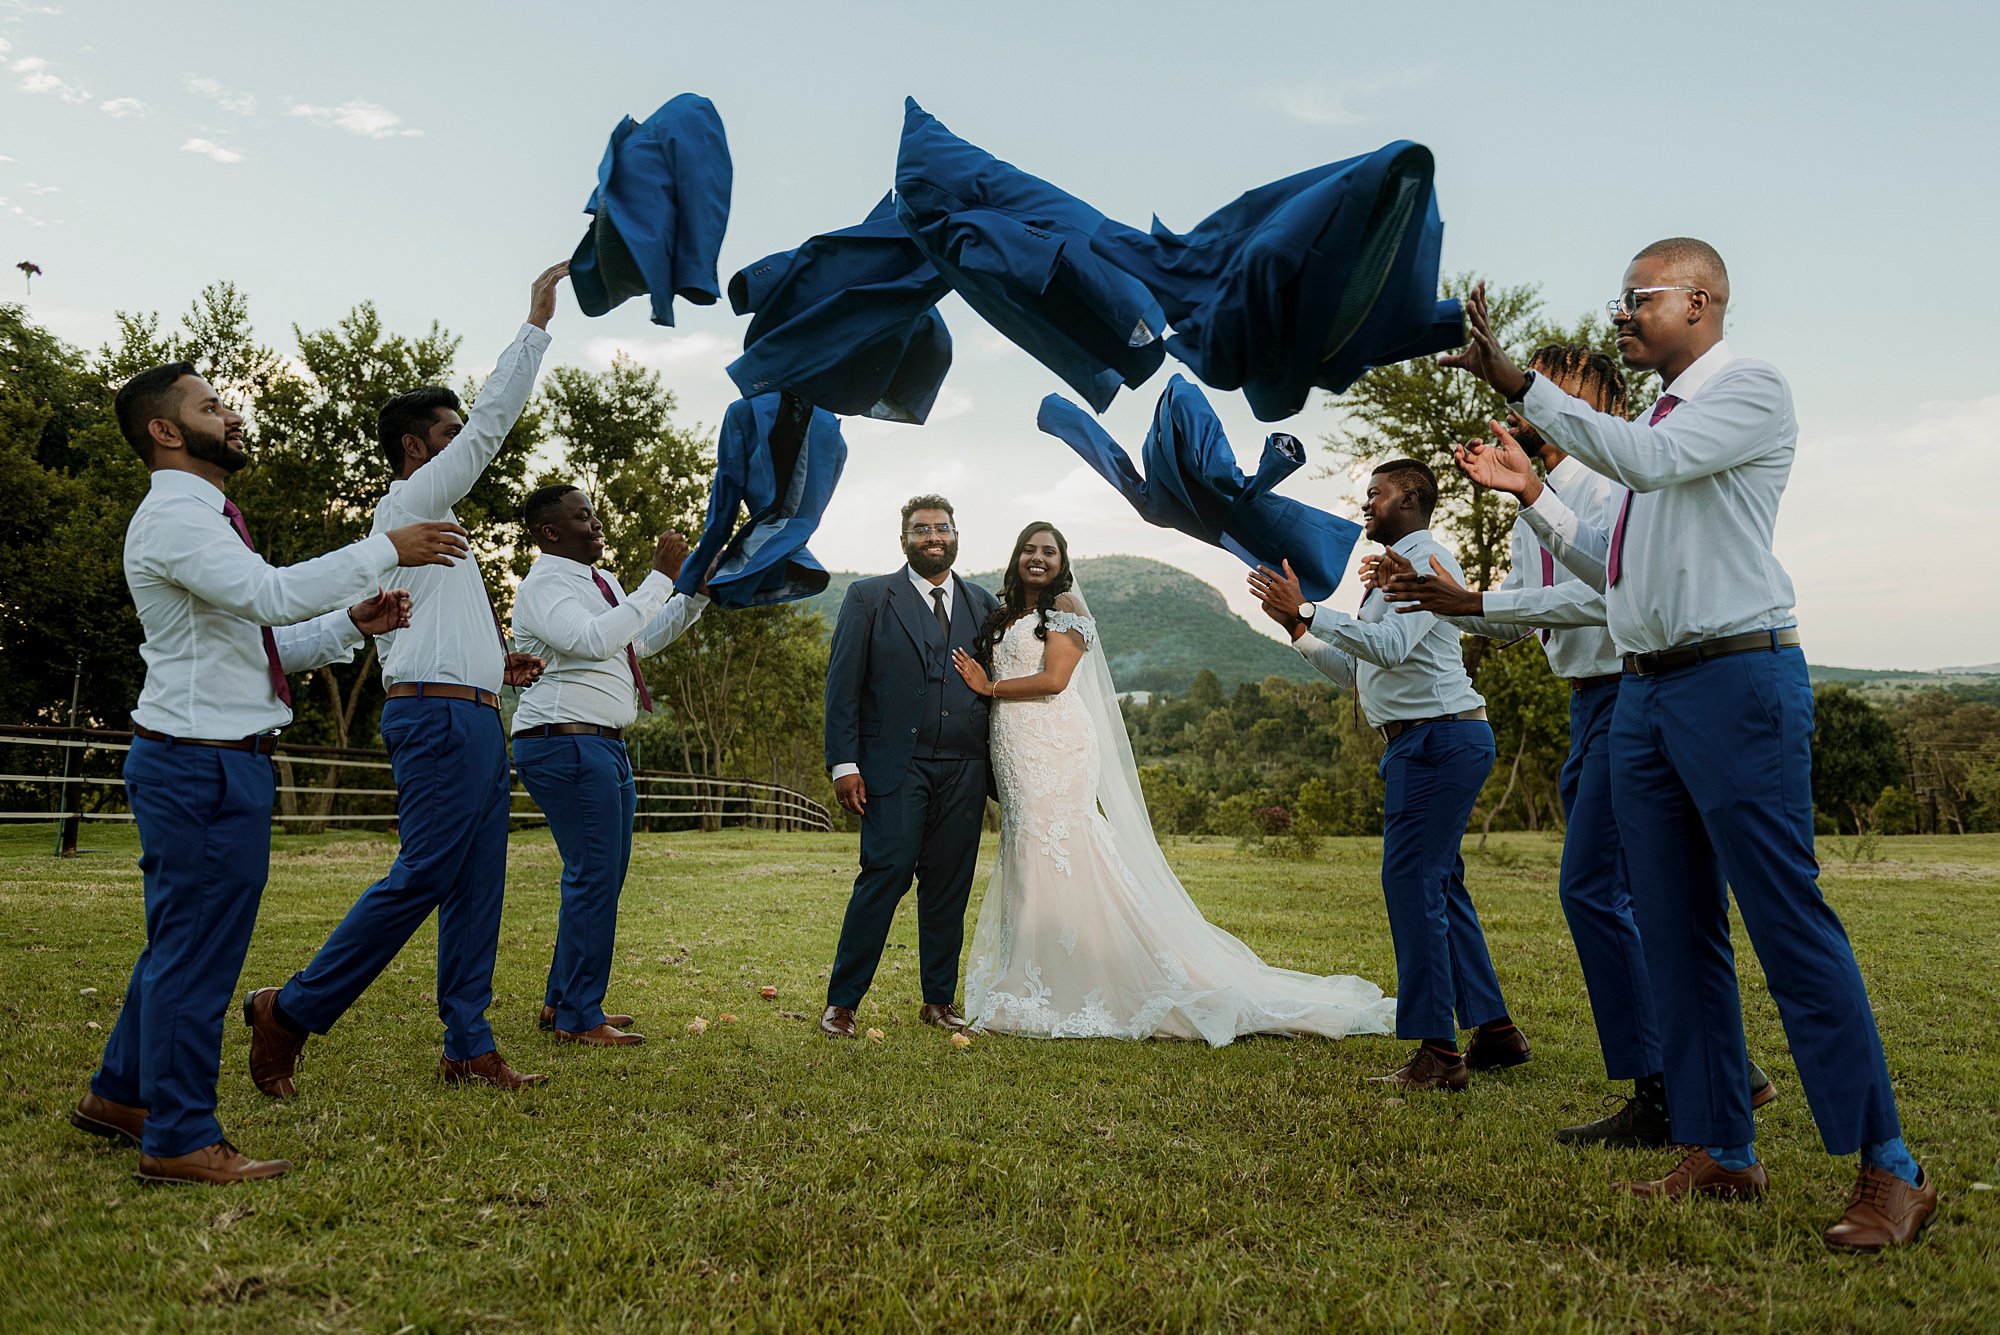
[1380,707,1487,743]
[132,724,280,754]
[1623,628,1802,678]
[512,722,623,741]
[386,682,499,709]
[1568,673,1624,693]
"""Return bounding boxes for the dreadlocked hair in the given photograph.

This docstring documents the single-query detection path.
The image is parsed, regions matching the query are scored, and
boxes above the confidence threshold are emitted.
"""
[972,521,1074,667]
[1528,343,1627,416]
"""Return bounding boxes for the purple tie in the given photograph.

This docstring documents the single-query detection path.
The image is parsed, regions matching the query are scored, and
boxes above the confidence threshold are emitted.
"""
[1605,394,1681,586]
[221,498,292,709]
[591,569,654,714]
[1538,547,1556,645]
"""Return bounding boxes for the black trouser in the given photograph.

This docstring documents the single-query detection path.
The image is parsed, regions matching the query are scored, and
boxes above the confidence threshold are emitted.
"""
[827,757,985,1009]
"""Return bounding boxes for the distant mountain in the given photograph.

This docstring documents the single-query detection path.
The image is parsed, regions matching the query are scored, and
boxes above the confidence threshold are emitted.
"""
[796,555,1319,693]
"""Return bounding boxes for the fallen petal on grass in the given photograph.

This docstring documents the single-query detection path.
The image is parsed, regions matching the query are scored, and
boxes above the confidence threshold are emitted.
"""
[759,986,778,1000]
[865,1027,886,1043]
[78,987,97,997]
[717,1013,739,1023]
[948,1032,972,1049]
[686,1017,708,1035]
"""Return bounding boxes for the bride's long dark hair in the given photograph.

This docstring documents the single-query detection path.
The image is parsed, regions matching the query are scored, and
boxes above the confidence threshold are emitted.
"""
[973,521,1074,666]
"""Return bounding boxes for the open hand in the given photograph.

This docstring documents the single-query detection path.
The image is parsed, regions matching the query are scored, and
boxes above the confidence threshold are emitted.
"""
[652,530,690,580]
[1455,419,1542,501]
[951,647,993,697]
[1437,280,1528,398]
[386,520,470,567]
[1384,555,1481,617]
[503,651,546,688]
[347,587,412,635]
[1246,560,1308,639]
[528,261,569,329]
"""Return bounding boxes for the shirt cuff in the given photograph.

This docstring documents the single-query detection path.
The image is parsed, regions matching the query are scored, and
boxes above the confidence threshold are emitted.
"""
[362,532,398,575]
[1525,486,1579,529]
[519,322,553,350]
[1477,587,1527,622]
[1518,369,1567,418]
[830,762,860,781]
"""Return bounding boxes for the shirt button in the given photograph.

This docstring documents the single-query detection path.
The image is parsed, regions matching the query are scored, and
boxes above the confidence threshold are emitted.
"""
[941,710,950,717]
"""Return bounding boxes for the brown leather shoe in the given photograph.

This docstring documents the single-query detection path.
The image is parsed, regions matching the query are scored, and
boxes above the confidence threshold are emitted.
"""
[539,1006,634,1031]
[1464,1023,1531,1071]
[1824,1166,1937,1252]
[552,1023,644,1046]
[1625,1148,1769,1200]
[819,1005,858,1039]
[1369,1046,1470,1091]
[439,1050,549,1089]
[242,987,306,1098]
[918,1002,971,1032]
[71,1091,147,1147]
[137,1140,290,1185]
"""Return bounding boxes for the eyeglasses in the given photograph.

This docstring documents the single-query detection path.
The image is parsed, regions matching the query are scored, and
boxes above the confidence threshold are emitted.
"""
[907,523,956,538]
[1606,286,1703,318]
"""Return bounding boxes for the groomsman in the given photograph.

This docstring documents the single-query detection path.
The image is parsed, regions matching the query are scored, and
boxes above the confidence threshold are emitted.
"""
[1249,461,1525,1091]
[511,485,706,1045]
[244,264,567,1097]
[1443,239,1933,1251]
[75,361,466,1184]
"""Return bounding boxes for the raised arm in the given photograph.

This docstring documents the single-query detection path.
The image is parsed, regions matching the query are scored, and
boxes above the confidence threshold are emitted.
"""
[1516,362,1790,493]
[515,570,672,661]
[635,592,706,658]
[142,500,399,627]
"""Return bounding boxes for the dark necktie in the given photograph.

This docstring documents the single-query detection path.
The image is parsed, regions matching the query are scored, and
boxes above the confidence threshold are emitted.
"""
[590,569,654,713]
[931,586,950,641]
[1606,394,1680,586]
[1538,546,1556,645]
[220,498,292,709]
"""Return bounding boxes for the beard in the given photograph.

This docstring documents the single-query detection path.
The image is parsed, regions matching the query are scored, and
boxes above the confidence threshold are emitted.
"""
[904,537,957,578]
[183,421,249,475]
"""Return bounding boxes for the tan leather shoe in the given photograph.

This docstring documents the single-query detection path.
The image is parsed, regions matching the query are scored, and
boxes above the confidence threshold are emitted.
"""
[918,1002,971,1032]
[539,1006,634,1031]
[1369,1046,1470,1092]
[440,1050,549,1088]
[1625,1148,1769,1200]
[71,1091,147,1147]
[137,1140,290,1185]
[819,1005,858,1040]
[552,1023,644,1047]
[1464,1023,1531,1071]
[1824,1166,1938,1252]
[242,987,306,1098]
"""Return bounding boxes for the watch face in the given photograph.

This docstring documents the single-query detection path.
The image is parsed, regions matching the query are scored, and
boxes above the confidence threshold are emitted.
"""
[1299,602,1316,619]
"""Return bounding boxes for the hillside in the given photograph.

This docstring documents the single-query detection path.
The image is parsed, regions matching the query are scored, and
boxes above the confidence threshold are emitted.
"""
[797,555,1319,693]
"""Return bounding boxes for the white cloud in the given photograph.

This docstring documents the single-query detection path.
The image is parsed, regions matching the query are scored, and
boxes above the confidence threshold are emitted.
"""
[184,74,255,115]
[23,179,56,193]
[98,96,145,117]
[287,98,422,139]
[1259,83,1368,128]
[583,332,733,371]
[11,54,90,103]
[179,137,244,164]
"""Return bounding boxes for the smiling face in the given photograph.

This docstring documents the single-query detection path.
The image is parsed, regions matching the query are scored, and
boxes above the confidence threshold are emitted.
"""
[1015,528,1063,593]
[902,507,958,579]
[1361,474,1409,544]
[1612,253,1705,376]
[538,490,607,564]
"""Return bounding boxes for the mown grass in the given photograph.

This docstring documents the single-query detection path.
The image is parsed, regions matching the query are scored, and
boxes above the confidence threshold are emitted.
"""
[0,824,1995,1332]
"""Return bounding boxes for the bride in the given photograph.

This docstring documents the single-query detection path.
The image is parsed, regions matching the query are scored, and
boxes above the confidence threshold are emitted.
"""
[949,522,1396,1045]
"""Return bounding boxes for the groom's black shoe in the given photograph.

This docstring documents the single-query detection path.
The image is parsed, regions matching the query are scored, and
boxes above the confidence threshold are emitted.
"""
[1750,1061,1779,1110]
[918,1003,970,1033]
[1556,1095,1672,1148]
[820,1006,858,1040]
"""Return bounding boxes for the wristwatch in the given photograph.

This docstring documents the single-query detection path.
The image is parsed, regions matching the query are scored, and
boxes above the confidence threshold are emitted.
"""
[1297,602,1317,625]
[1511,370,1537,402]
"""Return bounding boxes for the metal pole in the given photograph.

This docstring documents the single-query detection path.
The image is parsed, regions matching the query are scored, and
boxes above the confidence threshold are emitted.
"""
[54,652,83,856]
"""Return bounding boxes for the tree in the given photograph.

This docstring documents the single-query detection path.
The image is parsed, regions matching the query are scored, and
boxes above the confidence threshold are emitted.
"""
[1468,636,1571,840]
[1892,690,2000,834]
[1810,685,1904,832]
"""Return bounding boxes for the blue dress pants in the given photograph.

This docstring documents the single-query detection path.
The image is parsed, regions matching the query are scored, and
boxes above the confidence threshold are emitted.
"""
[1611,644,1902,1152]
[512,734,636,1034]
[1377,719,1506,1040]
[92,737,275,1158]
[1557,679,1663,1080]
[278,697,511,1062]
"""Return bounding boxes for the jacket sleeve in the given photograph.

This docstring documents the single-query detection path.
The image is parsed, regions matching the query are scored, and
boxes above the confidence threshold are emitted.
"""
[823,583,872,772]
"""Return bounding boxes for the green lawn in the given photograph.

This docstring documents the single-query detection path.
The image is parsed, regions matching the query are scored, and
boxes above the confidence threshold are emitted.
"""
[0,823,1995,1332]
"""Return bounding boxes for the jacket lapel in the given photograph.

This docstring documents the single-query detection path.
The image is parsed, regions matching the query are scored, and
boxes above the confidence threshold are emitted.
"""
[887,569,936,660]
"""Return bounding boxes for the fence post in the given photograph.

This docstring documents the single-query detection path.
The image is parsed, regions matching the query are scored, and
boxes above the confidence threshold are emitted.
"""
[53,653,82,858]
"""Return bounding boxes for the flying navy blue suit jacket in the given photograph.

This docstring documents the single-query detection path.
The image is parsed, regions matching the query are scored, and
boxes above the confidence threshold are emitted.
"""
[570,94,732,328]
[676,393,847,608]
[894,98,1166,414]
[728,192,953,424]
[1093,141,1463,422]
[1037,375,1361,602]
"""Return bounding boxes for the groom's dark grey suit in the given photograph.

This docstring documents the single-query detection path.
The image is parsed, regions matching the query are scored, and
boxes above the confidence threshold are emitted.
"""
[824,566,999,1009]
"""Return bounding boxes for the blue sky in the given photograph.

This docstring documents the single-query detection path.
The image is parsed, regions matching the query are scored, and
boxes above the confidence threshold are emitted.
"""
[5,1,1996,668]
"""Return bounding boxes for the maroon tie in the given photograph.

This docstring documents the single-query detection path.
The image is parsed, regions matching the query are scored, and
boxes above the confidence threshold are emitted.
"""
[590,569,654,713]
[1538,547,1556,645]
[220,498,292,709]
[1605,394,1681,586]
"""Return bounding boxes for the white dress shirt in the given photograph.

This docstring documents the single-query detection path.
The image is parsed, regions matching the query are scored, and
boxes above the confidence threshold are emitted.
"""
[1512,340,1800,654]
[373,323,551,693]
[830,566,961,782]
[510,554,706,731]
[1450,455,1623,680]
[126,470,397,738]
[1294,528,1486,728]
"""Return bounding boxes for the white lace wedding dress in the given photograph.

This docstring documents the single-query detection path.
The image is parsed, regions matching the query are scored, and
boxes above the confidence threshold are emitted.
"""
[965,600,1397,1046]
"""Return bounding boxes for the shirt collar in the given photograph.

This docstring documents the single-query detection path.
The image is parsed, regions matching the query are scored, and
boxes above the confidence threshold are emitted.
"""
[906,565,953,598]
[1391,528,1433,557]
[148,468,227,510]
[535,552,599,579]
[1664,339,1735,401]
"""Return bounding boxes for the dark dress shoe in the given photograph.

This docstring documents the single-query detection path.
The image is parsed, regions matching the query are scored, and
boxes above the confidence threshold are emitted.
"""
[1369,1047,1469,1092]
[440,1050,549,1089]
[1749,1061,1778,1110]
[71,1090,147,1147]
[137,1140,290,1185]
[1464,1024,1531,1071]
[918,1002,970,1032]
[553,1023,644,1046]
[1556,1095,1672,1148]
[242,987,306,1098]
[1625,1148,1768,1200]
[820,1005,858,1039]
[540,1006,634,1031]
[1824,1166,1937,1252]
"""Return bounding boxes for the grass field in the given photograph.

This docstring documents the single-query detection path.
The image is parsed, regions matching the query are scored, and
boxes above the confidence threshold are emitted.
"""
[0,823,1995,1332]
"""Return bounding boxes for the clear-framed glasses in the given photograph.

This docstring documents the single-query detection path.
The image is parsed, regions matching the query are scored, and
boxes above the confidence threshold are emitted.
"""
[907,522,957,538]
[1606,285,1703,318]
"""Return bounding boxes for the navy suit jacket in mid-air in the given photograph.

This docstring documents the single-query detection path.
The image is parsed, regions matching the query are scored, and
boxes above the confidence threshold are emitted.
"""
[727,192,953,424]
[1092,141,1463,422]
[675,392,847,608]
[894,97,1166,414]
[1037,375,1361,602]
[570,93,732,328]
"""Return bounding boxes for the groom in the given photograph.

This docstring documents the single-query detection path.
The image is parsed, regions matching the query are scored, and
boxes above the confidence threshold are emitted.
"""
[821,495,999,1038]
